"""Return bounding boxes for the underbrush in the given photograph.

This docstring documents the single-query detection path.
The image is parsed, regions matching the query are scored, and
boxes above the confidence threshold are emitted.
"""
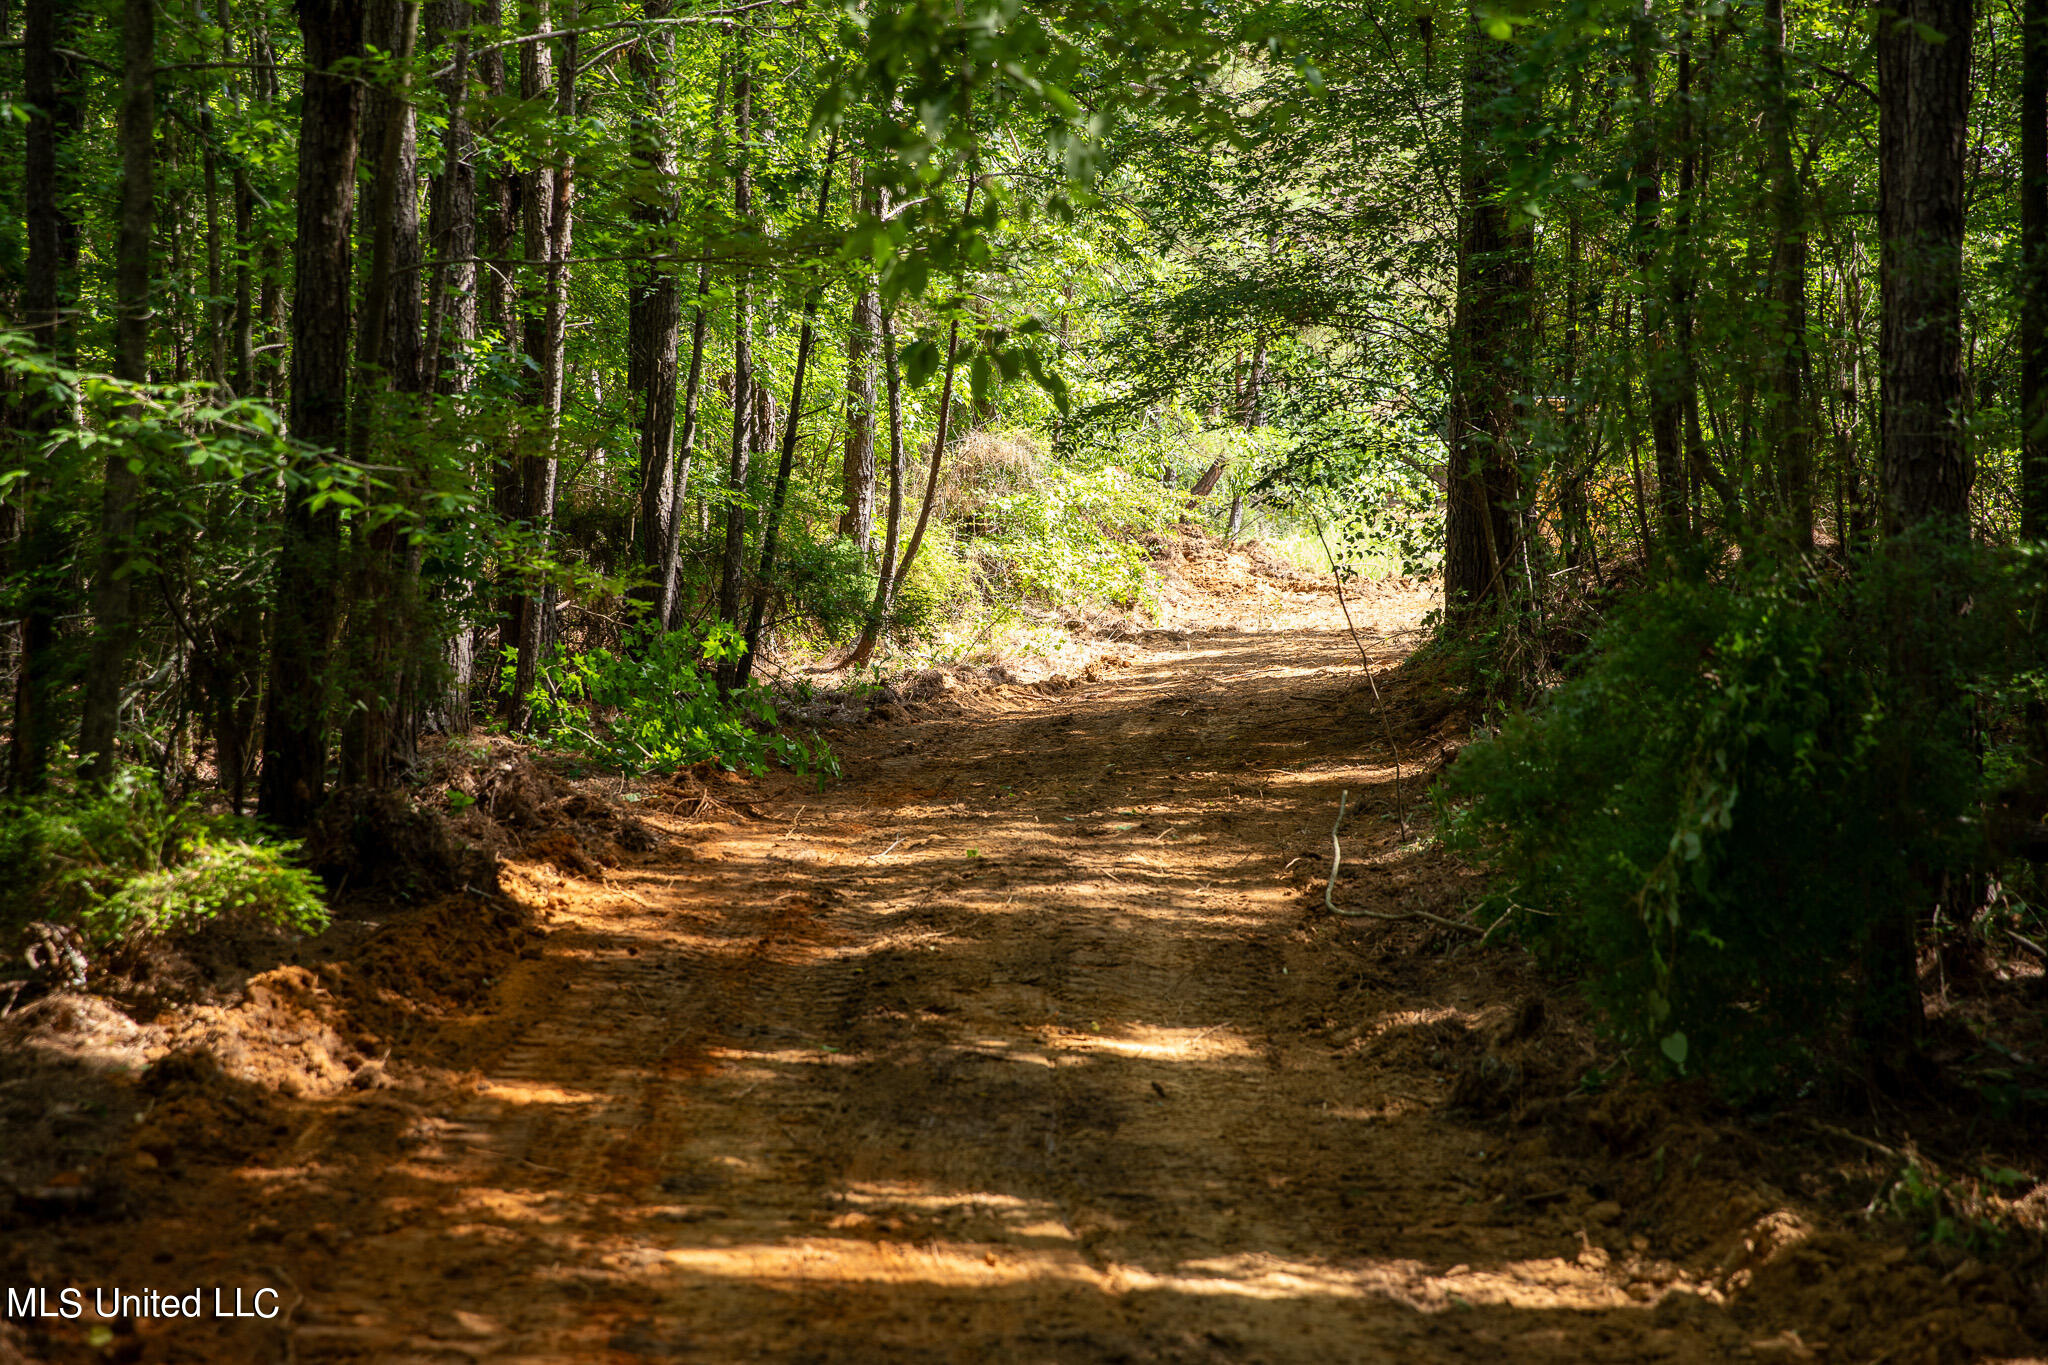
[0,768,327,950]
[940,431,1182,615]
[521,622,838,779]
[1441,539,2048,1089]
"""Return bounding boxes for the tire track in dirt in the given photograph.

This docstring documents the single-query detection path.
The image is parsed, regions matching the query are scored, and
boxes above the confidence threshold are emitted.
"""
[14,570,1822,1364]
[260,578,1766,1363]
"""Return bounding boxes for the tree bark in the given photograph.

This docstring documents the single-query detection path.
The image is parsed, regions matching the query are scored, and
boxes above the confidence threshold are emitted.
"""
[892,173,979,591]
[339,0,422,788]
[2024,0,2048,541]
[1630,2,1688,549]
[715,53,754,689]
[79,0,156,782]
[11,0,81,791]
[259,0,365,822]
[658,264,712,630]
[843,302,907,668]
[1878,0,1973,531]
[1443,12,1529,616]
[423,0,477,395]
[506,0,574,728]
[629,1,682,627]
[840,271,881,552]
[1865,0,1974,1075]
[1764,0,1812,549]
[737,132,840,687]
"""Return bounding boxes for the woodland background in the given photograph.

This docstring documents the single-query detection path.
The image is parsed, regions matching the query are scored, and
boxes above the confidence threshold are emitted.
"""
[4,0,2048,1088]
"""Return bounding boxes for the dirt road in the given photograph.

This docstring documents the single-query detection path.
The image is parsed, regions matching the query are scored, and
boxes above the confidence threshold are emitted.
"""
[9,554,2026,1364]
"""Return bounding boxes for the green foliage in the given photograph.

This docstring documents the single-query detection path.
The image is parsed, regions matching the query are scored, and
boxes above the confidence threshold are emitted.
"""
[980,460,1174,609]
[894,536,977,640]
[0,769,328,947]
[1883,1158,2031,1256]
[520,624,839,779]
[1440,543,2046,1085]
[756,494,885,647]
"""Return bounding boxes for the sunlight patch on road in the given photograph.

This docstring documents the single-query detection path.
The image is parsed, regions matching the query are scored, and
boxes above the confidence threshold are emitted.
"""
[475,1079,605,1106]
[704,1044,864,1069]
[1057,1023,1256,1061]
[636,1239,1678,1317]
[650,1238,1106,1289]
[1119,1252,1680,1313]
[836,1182,1040,1213]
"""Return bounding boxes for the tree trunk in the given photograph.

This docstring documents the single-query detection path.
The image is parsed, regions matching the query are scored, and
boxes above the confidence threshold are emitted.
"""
[200,79,228,389]
[1443,11,1528,616]
[843,303,907,668]
[259,0,365,823]
[1865,0,1974,1074]
[1237,337,1266,427]
[2024,0,2048,541]
[629,2,682,627]
[423,0,477,394]
[477,0,513,359]
[840,272,881,552]
[1764,0,1812,549]
[79,0,156,782]
[1878,0,1973,531]
[339,0,422,789]
[737,133,840,687]
[1672,38,1735,531]
[892,173,979,590]
[507,0,574,728]
[11,0,81,791]
[1630,2,1688,549]
[715,54,754,689]
[658,264,712,630]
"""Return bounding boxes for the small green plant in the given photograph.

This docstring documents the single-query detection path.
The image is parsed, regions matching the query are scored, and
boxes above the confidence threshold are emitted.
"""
[1883,1159,2029,1255]
[81,837,329,941]
[520,622,839,779]
[0,768,328,947]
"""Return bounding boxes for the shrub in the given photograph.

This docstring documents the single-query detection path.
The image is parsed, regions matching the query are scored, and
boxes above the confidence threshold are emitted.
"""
[980,460,1174,609]
[81,838,329,941]
[522,621,838,778]
[0,768,328,948]
[1439,542,2045,1086]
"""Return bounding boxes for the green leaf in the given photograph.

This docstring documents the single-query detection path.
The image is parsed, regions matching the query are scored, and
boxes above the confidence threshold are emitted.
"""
[1660,1032,1689,1068]
[901,339,942,389]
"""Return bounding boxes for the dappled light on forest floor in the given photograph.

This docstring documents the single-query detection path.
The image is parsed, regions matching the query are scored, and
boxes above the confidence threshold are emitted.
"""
[4,557,2041,1364]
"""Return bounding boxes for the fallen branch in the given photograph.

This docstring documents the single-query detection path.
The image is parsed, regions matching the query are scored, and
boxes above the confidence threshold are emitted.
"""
[1321,790,1480,934]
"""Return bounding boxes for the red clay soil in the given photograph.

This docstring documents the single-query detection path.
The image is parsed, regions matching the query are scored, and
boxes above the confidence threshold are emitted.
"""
[3,550,2045,1364]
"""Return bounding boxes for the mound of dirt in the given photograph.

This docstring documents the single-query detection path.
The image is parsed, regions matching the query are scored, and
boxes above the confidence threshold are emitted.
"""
[155,964,363,1101]
[431,745,659,873]
[1447,1074,2048,1363]
[0,993,154,1225]
[0,875,543,1249]
[335,889,540,1035]
[303,784,500,903]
